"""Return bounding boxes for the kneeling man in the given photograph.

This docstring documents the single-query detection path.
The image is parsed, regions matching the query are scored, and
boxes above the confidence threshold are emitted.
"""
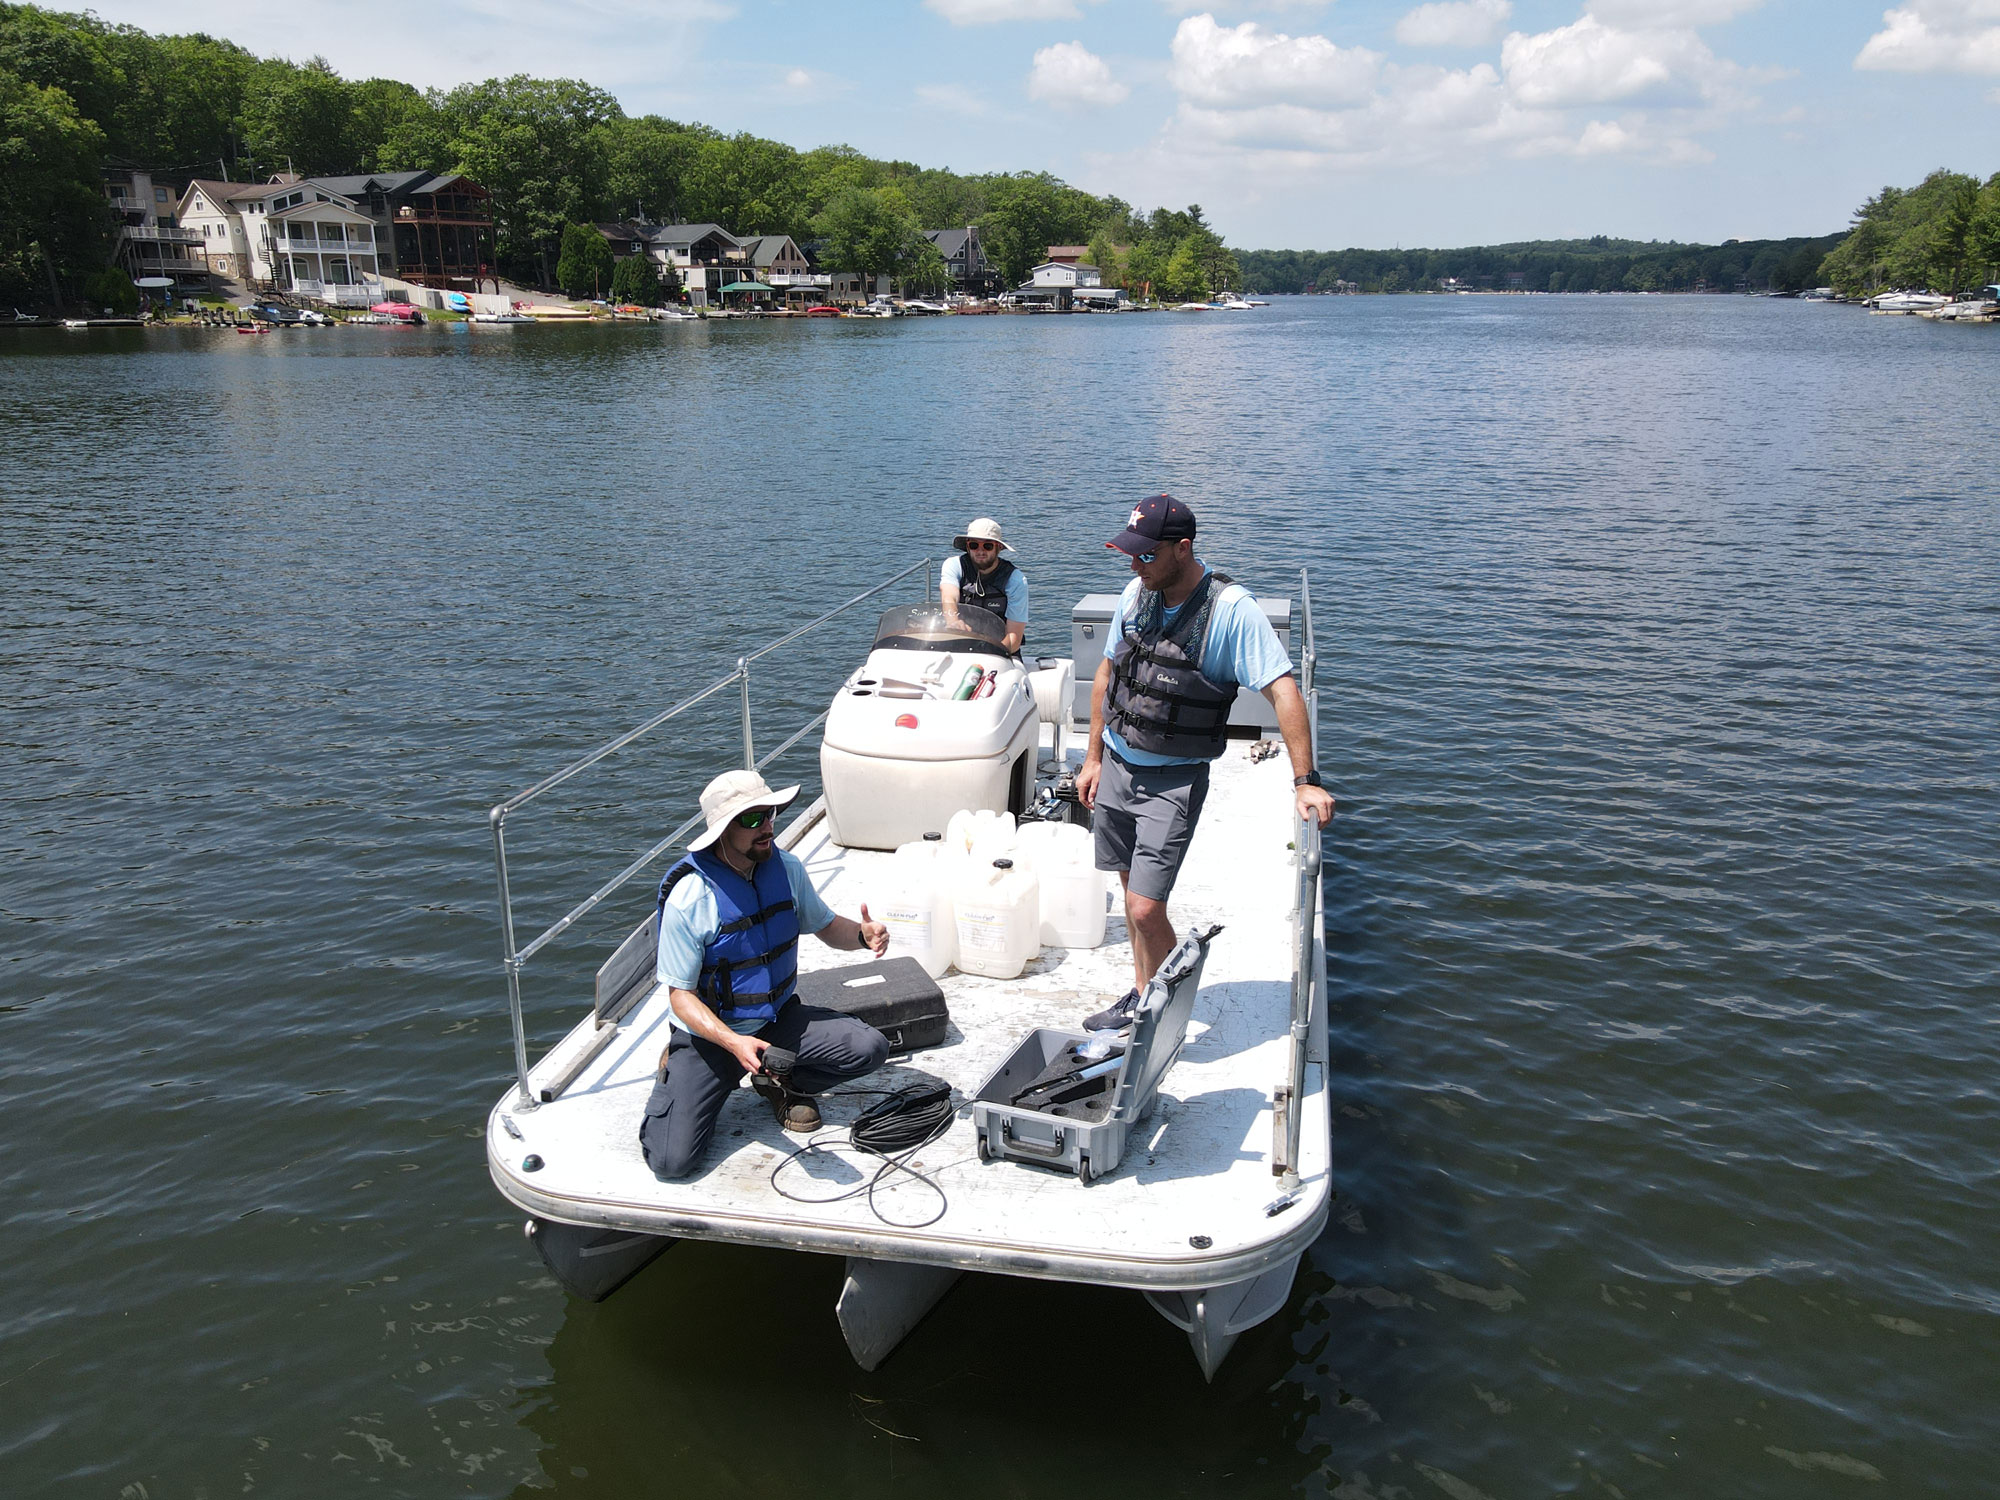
[639,769,891,1179]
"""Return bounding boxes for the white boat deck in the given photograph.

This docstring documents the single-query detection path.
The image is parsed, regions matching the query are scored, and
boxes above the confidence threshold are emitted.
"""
[487,738,1330,1294]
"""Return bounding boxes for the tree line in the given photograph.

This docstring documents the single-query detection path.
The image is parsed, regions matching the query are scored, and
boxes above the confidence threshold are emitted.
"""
[1238,233,1845,296]
[1240,168,1999,299]
[1818,169,2000,298]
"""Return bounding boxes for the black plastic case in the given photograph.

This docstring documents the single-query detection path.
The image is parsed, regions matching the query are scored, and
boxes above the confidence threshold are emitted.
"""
[793,957,950,1053]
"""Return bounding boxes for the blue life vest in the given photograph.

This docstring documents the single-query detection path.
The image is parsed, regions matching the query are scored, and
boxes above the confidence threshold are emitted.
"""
[657,848,800,1028]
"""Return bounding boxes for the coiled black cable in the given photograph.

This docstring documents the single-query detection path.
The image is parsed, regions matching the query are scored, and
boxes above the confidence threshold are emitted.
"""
[770,1080,958,1227]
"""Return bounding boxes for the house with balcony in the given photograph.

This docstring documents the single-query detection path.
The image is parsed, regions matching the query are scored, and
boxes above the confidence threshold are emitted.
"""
[177,176,384,304]
[307,172,495,290]
[104,169,210,293]
[589,222,751,307]
[1014,259,1124,311]
[924,226,999,295]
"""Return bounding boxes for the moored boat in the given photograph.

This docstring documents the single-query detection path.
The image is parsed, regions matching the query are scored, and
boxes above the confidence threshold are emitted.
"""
[1865,290,1949,313]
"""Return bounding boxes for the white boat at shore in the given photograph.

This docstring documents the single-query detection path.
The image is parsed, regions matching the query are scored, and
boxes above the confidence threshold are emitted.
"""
[1931,287,1999,321]
[471,312,536,324]
[481,562,1332,1379]
[1866,291,1950,313]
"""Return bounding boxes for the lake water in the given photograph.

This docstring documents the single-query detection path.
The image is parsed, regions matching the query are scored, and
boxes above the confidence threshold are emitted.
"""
[3,298,1995,1497]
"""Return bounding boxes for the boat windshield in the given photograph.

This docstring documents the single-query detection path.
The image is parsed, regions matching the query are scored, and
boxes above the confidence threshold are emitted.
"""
[870,604,1011,658]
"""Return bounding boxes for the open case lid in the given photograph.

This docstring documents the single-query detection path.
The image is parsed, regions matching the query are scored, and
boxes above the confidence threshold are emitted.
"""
[1110,925,1221,1121]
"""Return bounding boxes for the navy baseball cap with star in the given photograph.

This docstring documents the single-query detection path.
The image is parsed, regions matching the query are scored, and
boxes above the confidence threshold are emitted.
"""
[1107,493,1198,555]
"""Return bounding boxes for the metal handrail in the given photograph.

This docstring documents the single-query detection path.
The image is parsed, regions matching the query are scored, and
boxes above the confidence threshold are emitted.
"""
[488,557,934,1106]
[1298,566,1317,696]
[1274,569,1322,1183]
[1275,811,1323,1184]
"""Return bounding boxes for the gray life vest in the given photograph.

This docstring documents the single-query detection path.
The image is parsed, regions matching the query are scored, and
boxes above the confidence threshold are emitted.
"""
[955,553,1015,623]
[1103,569,1240,761]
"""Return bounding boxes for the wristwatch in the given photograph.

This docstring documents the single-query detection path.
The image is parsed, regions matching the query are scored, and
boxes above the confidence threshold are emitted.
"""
[1294,770,1323,788]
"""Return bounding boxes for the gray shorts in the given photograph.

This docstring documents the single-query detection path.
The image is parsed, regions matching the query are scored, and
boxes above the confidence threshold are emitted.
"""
[1093,752,1212,903]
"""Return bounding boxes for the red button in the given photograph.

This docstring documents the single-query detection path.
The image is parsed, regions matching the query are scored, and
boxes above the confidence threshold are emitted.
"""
[894,713,919,729]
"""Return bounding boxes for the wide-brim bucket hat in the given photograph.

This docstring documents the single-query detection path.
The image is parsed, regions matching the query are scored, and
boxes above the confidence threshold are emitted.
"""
[688,768,801,851]
[952,517,1014,552]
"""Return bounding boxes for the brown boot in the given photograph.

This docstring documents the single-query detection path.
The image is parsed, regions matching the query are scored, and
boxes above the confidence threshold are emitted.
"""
[752,1074,822,1132]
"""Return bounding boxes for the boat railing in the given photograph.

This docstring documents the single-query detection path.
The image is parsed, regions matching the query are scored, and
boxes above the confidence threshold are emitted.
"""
[1274,567,1323,1185]
[488,557,935,1108]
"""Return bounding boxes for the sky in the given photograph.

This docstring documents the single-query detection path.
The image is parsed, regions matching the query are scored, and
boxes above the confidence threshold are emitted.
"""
[80,0,2000,249]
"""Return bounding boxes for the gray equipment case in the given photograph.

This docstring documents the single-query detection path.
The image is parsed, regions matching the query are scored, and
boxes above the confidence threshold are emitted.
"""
[971,926,1220,1183]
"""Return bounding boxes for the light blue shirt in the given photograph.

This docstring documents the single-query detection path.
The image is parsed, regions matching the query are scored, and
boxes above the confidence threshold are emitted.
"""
[1101,565,1294,768]
[656,849,837,1034]
[941,554,1029,622]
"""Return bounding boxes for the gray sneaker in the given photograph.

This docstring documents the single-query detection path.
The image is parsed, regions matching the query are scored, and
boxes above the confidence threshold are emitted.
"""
[1084,988,1142,1032]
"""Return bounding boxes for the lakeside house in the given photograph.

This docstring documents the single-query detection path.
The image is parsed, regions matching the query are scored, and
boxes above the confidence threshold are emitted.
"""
[305,173,496,290]
[1015,258,1126,311]
[924,227,1000,296]
[177,176,384,304]
[104,168,211,295]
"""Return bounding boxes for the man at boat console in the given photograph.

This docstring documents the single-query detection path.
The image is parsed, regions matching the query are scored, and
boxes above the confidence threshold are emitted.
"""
[639,769,892,1179]
[1075,494,1336,1028]
[939,516,1029,654]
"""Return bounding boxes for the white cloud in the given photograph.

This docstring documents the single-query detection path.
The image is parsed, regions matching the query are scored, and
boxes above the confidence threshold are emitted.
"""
[1588,0,1764,26]
[1501,15,1741,109]
[1395,0,1512,49]
[1029,41,1130,107]
[1169,14,1382,109]
[1155,9,1761,173]
[784,68,813,88]
[924,0,1082,23]
[1856,2,2000,74]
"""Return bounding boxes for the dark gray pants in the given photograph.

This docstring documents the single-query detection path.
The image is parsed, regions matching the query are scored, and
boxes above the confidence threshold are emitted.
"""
[638,1000,889,1180]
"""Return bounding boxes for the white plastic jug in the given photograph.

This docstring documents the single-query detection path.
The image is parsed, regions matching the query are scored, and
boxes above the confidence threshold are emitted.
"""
[866,834,957,979]
[954,856,1041,979]
[946,807,1015,863]
[1039,860,1108,949]
[1010,821,1054,873]
[1017,822,1105,947]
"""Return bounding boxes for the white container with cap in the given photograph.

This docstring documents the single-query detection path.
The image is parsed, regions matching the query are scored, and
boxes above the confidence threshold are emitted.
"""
[953,855,1041,979]
[865,832,958,979]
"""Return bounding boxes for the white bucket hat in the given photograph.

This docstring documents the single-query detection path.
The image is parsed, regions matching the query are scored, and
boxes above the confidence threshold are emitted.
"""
[688,768,800,851]
[952,517,1014,552]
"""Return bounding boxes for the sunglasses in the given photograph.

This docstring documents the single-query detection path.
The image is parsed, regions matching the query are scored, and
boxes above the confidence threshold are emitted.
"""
[966,540,999,552]
[1131,550,1158,564]
[735,807,775,830]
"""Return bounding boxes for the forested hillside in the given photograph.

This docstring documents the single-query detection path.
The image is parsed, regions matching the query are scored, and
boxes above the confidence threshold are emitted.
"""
[1240,234,1844,296]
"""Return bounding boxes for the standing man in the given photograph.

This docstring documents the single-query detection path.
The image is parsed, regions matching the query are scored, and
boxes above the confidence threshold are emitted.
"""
[638,769,892,1179]
[1075,494,1336,1028]
[940,517,1029,654]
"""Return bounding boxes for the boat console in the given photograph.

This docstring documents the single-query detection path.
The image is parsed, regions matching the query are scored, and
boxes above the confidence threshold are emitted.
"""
[820,605,1046,850]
